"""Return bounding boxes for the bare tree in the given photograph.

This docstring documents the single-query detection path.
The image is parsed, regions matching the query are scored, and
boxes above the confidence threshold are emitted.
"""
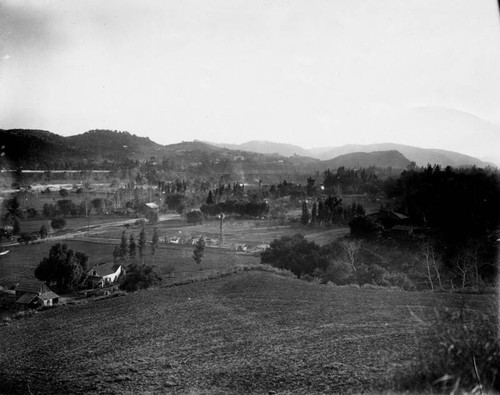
[416,242,442,290]
[341,239,361,273]
[455,253,474,288]
[466,245,481,290]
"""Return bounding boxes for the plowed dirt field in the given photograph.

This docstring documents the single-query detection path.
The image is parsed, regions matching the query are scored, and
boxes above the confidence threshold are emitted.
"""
[0,271,494,394]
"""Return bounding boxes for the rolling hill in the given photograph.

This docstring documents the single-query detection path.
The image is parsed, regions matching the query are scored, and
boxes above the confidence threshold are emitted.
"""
[66,129,165,161]
[209,140,311,157]
[0,129,89,169]
[321,150,411,170]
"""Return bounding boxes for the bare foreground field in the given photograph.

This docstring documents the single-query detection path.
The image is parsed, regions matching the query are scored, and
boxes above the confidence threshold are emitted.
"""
[0,271,495,394]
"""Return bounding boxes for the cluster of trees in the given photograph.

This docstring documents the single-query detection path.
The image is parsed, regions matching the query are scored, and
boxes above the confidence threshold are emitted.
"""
[119,263,161,292]
[261,234,328,275]
[35,243,89,291]
[301,197,365,226]
[113,227,159,265]
[384,165,499,276]
[159,179,188,195]
[42,198,113,218]
[186,210,204,224]
[206,183,246,203]
[200,199,269,218]
[116,226,164,292]
[386,166,499,242]
[267,180,305,200]
[323,167,384,195]
[165,193,185,213]
[261,235,415,290]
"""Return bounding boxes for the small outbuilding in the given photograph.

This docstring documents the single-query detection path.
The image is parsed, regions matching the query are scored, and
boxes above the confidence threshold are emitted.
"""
[15,280,59,309]
[235,243,248,252]
[367,210,410,229]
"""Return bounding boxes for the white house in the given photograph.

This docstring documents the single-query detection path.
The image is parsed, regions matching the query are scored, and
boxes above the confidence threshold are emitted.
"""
[86,263,123,288]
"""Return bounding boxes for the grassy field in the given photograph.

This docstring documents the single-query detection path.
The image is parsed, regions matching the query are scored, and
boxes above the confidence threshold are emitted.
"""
[0,271,495,394]
[0,217,348,286]
[0,237,260,286]
[99,218,349,248]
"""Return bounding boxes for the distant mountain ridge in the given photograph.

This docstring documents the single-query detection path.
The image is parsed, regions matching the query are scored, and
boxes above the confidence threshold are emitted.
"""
[209,139,491,168]
[0,129,493,171]
[310,143,490,167]
[210,140,310,157]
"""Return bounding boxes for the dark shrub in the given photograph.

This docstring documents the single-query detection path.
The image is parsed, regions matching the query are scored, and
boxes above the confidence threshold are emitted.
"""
[120,264,162,292]
[348,216,380,237]
[186,210,203,224]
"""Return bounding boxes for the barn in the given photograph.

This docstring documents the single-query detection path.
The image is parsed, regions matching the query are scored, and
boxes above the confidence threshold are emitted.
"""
[15,280,60,309]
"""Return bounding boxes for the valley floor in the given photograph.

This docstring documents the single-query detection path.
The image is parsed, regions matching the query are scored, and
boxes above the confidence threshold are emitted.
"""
[0,271,494,394]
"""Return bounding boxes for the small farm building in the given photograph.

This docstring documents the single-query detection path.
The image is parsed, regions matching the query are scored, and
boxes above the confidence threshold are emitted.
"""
[145,202,160,211]
[15,280,59,309]
[86,263,123,288]
[367,210,409,229]
[235,244,248,252]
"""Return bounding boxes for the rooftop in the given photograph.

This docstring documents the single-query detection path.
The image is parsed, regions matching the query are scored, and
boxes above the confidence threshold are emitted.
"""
[16,280,50,295]
[87,262,122,277]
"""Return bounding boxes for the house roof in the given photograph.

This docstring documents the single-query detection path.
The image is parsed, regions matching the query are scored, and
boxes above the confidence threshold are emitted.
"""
[391,225,413,231]
[16,280,49,295]
[87,262,121,277]
[390,211,409,220]
[16,290,59,304]
[16,293,37,304]
[38,291,60,301]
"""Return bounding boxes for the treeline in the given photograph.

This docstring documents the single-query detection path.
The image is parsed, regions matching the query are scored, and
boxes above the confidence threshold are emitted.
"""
[200,200,269,218]
[322,166,395,195]
[261,235,414,290]
[301,197,365,226]
[385,165,500,240]
[384,165,500,268]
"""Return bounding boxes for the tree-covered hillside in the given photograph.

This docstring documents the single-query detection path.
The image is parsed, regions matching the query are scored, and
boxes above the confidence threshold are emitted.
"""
[0,129,89,169]
[66,129,164,161]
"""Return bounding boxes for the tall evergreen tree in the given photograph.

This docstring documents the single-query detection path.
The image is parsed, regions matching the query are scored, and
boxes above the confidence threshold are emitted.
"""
[193,236,205,268]
[39,224,48,239]
[206,190,215,205]
[113,246,121,263]
[301,201,310,225]
[318,200,325,224]
[138,226,146,264]
[13,217,21,236]
[119,230,128,260]
[151,227,159,263]
[311,202,317,224]
[129,234,136,260]
[3,196,22,224]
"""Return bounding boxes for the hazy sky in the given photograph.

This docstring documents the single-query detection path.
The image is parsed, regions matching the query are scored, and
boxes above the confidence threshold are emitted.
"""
[1,0,500,161]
